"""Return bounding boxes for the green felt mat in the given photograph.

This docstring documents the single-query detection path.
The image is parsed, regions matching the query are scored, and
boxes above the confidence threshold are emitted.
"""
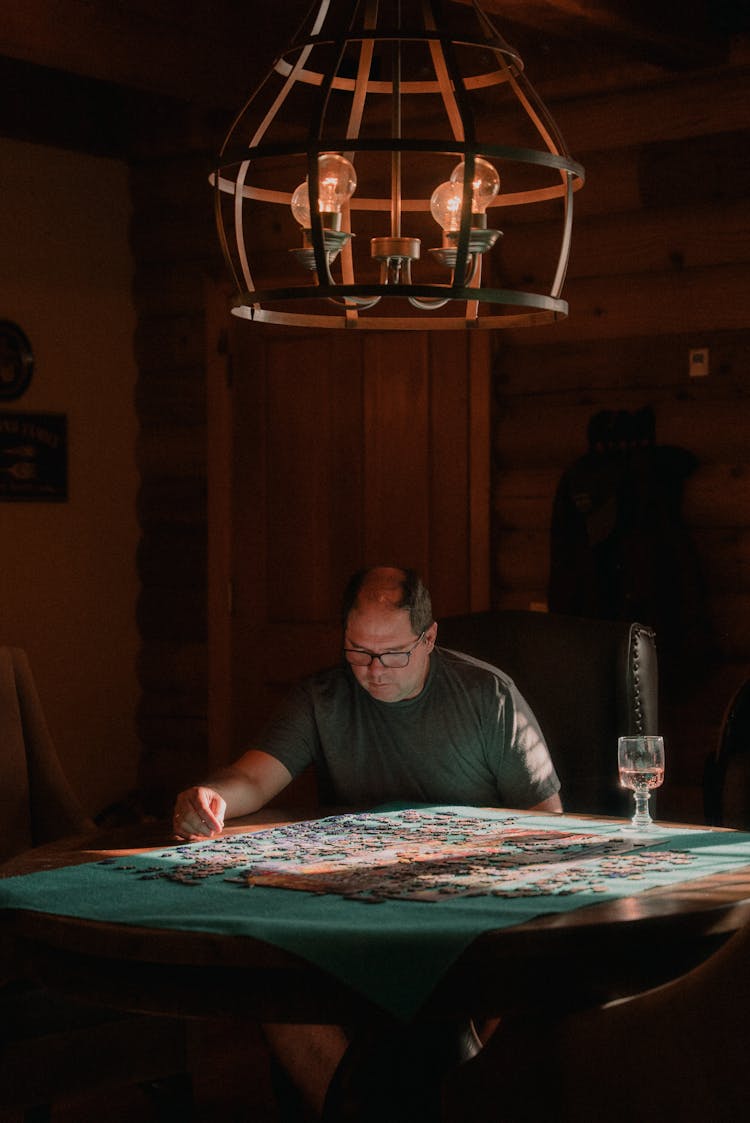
[2,808,750,1020]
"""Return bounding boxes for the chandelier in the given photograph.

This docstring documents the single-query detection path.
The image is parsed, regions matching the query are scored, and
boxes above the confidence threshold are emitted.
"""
[212,0,585,330]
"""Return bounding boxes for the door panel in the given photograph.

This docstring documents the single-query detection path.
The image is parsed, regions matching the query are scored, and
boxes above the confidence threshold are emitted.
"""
[362,333,431,573]
[264,333,364,623]
[206,283,491,772]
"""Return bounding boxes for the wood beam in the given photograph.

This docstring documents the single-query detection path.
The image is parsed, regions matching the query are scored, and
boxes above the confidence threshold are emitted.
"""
[464,0,726,69]
[0,0,309,108]
[0,0,736,120]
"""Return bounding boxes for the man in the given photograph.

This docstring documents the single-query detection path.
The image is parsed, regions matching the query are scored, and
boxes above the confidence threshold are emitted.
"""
[172,566,561,1119]
[173,565,561,840]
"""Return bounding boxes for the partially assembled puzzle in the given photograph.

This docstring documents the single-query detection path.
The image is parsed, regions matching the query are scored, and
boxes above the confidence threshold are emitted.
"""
[106,808,695,902]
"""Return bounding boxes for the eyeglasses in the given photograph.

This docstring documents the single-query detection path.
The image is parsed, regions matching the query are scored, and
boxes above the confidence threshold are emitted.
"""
[343,632,425,669]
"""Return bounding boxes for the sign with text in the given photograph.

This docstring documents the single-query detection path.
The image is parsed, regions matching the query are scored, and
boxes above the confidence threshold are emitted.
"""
[0,412,67,501]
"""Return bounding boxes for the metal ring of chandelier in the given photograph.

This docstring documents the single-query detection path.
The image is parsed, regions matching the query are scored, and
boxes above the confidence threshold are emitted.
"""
[212,0,585,331]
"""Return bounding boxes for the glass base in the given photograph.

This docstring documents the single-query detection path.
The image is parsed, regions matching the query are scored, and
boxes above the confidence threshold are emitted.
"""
[622,818,657,835]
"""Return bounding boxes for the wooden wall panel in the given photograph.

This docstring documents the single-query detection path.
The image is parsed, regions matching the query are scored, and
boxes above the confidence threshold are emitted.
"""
[428,333,472,615]
[491,67,750,825]
[362,334,431,573]
[552,68,750,152]
[265,335,364,623]
[493,468,557,529]
[501,265,750,345]
[468,334,493,611]
[494,529,549,590]
[504,199,750,281]
[495,388,750,466]
[496,330,750,394]
[134,312,207,371]
[696,529,750,591]
[684,467,750,526]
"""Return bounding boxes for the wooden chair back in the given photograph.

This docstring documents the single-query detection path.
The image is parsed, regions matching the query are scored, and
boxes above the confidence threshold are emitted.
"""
[0,646,194,1120]
[443,918,750,1123]
[0,646,92,862]
[704,678,750,829]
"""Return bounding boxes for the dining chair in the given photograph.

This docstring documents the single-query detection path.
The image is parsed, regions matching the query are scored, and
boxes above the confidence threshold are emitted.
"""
[0,645,192,1121]
[437,609,658,817]
[0,646,93,864]
[704,678,750,829]
[441,916,750,1122]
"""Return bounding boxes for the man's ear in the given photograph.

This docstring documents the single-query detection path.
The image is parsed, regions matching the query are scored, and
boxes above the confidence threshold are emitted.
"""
[426,622,438,650]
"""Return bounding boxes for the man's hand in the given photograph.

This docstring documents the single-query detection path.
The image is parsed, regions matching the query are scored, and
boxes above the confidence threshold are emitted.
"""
[171,752,293,840]
[172,786,226,840]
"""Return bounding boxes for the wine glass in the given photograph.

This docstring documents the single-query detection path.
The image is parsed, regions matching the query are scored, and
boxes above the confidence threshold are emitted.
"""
[618,735,665,831]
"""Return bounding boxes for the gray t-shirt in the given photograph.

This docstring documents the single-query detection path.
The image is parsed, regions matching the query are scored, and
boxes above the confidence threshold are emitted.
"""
[258,647,560,808]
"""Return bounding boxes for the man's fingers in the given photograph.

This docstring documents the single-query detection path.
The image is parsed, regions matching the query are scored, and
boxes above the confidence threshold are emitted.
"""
[171,786,225,839]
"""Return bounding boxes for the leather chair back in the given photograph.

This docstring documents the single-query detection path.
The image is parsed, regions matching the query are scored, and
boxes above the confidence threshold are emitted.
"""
[437,610,658,817]
[704,678,750,829]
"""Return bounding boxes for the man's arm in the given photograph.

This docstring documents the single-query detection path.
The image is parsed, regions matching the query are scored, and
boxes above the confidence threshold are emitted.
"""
[529,792,563,813]
[172,749,293,839]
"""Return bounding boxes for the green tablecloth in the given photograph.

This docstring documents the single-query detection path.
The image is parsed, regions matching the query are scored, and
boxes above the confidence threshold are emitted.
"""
[2,807,750,1020]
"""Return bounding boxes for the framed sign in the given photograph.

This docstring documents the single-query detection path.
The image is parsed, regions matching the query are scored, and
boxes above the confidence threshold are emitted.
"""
[0,322,34,401]
[0,412,67,501]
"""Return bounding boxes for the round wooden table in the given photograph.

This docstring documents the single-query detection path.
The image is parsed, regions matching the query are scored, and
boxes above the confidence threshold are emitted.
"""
[2,813,745,1118]
[3,809,750,1026]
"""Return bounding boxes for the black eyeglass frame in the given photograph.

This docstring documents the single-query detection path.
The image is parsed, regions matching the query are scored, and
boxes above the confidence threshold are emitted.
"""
[343,631,426,669]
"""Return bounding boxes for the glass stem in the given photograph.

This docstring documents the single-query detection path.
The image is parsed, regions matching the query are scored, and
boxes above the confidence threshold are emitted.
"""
[632,788,652,828]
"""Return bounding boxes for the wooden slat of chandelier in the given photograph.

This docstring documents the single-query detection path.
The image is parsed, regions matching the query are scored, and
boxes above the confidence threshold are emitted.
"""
[212,0,585,330]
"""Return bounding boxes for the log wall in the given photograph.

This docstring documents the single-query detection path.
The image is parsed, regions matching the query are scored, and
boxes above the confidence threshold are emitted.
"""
[129,130,220,810]
[492,65,750,821]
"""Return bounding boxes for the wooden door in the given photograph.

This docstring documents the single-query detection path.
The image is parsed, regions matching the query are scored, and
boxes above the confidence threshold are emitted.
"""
[206,282,491,773]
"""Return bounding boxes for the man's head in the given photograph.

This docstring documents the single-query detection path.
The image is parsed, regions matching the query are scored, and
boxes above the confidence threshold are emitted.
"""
[342,566,438,703]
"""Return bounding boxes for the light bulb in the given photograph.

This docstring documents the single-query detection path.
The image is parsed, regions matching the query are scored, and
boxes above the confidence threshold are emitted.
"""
[291,182,311,228]
[429,157,503,266]
[449,157,501,215]
[316,153,357,213]
[290,153,357,228]
[429,181,464,233]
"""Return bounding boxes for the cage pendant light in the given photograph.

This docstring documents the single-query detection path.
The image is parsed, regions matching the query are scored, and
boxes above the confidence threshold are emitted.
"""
[212,0,585,330]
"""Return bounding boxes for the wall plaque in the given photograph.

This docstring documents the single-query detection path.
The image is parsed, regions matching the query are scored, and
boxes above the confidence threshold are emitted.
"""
[0,322,34,400]
[0,412,67,501]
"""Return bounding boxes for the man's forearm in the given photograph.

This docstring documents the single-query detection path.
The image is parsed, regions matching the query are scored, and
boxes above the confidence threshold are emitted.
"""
[173,749,293,838]
[201,765,266,818]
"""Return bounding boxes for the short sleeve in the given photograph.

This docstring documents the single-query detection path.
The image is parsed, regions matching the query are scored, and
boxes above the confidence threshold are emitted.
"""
[257,682,320,777]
